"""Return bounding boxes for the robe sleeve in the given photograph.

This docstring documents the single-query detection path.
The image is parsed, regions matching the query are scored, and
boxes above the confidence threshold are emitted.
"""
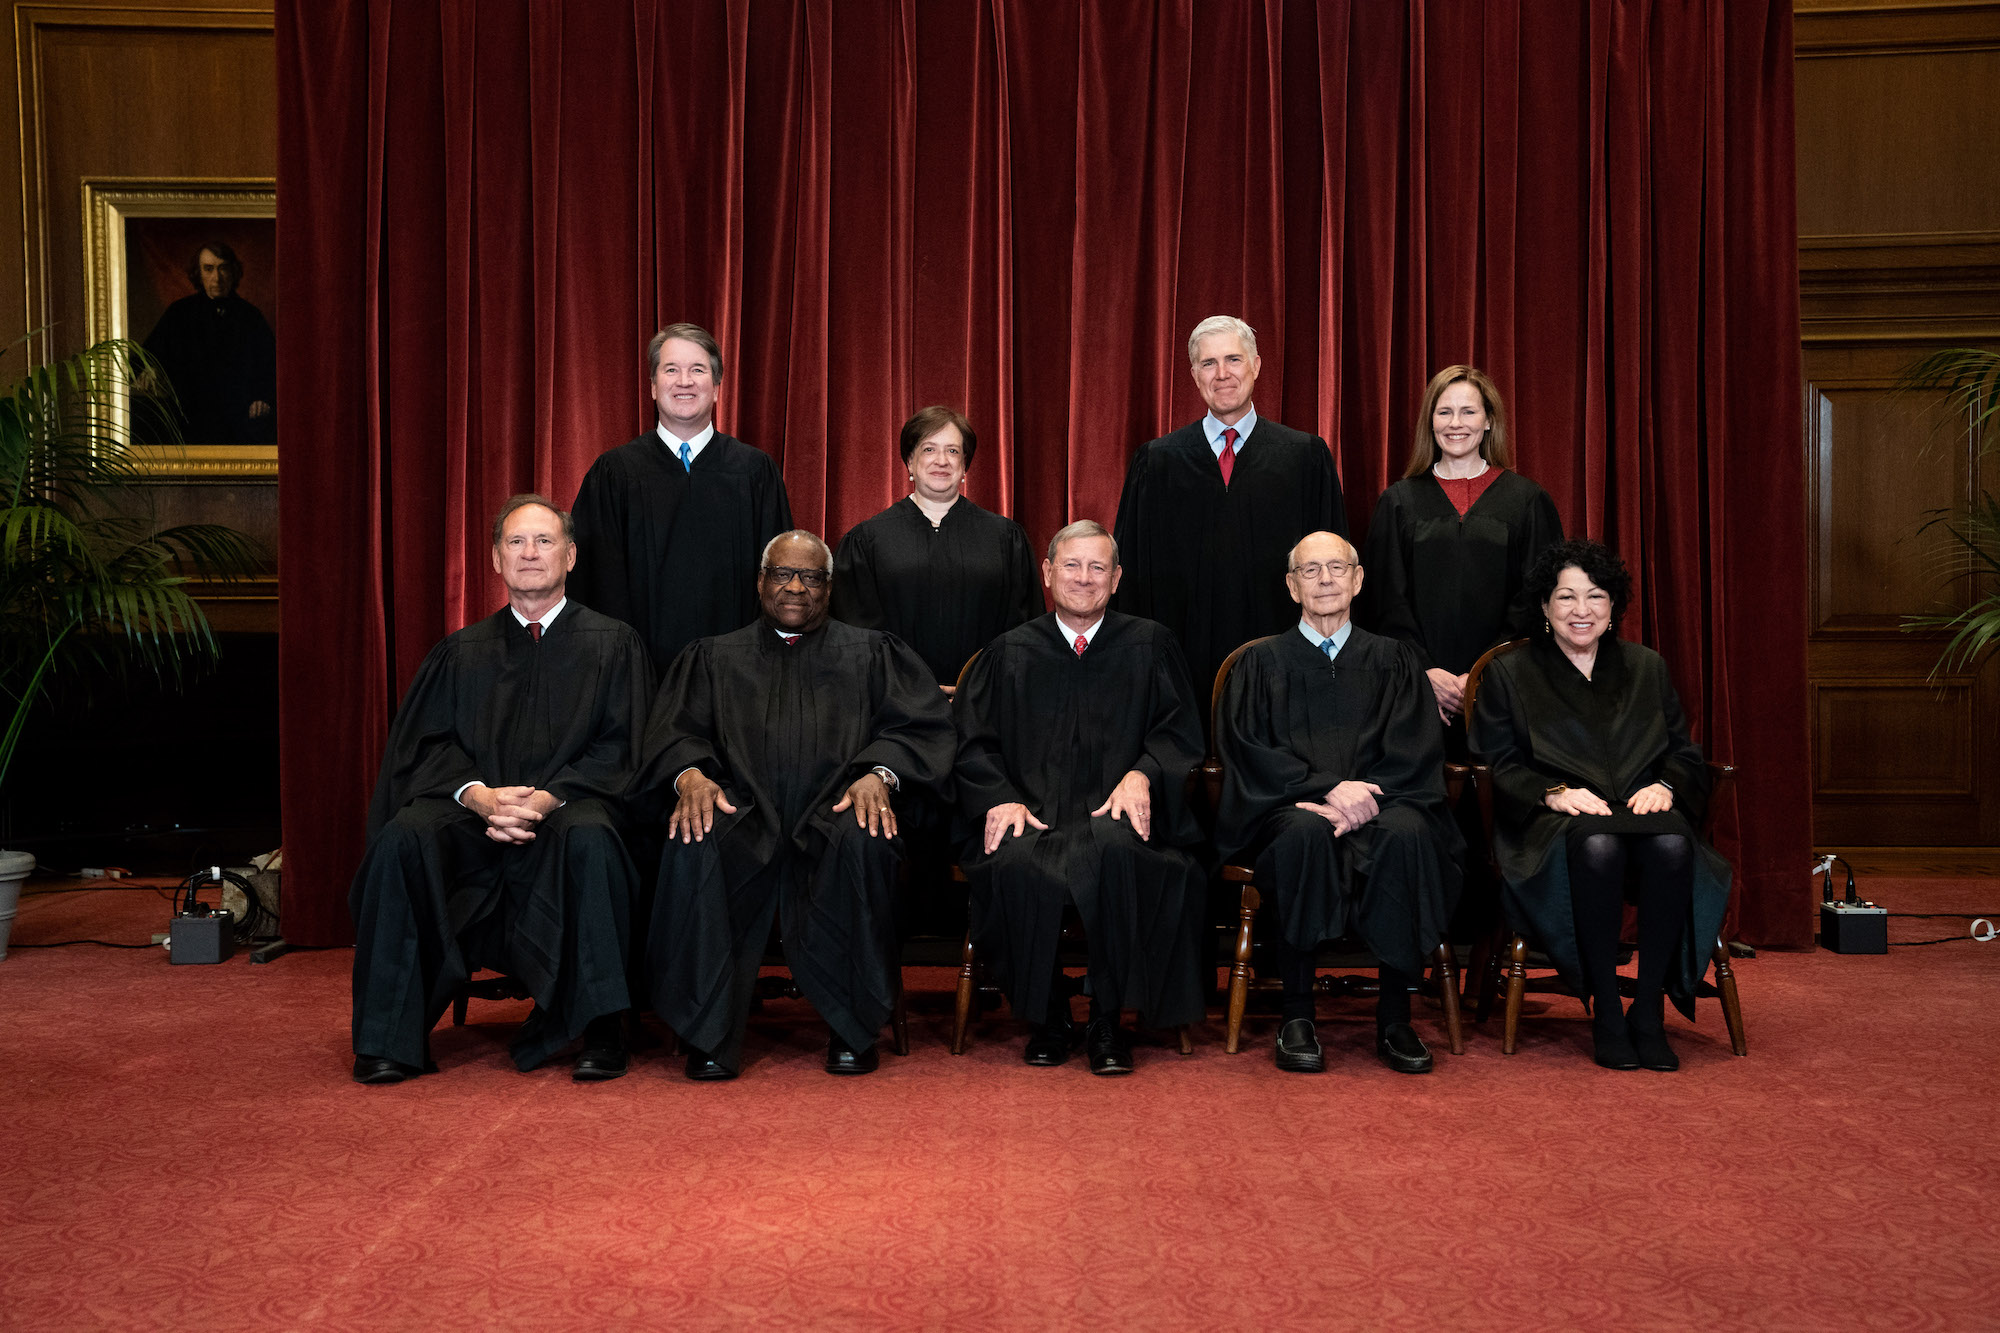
[630,639,728,821]
[1358,487,1433,670]
[1110,445,1158,620]
[1466,656,1565,830]
[951,641,1030,819]
[567,455,629,624]
[539,630,659,812]
[1502,484,1566,642]
[364,639,478,837]
[849,634,956,801]
[830,524,884,629]
[1006,521,1044,629]
[1213,648,1312,861]
[1359,644,1450,803]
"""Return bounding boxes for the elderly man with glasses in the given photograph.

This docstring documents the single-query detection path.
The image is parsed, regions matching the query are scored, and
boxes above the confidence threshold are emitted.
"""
[637,530,955,1079]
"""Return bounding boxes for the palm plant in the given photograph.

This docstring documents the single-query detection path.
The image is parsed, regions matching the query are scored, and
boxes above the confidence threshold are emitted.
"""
[0,338,264,804]
[1899,348,2000,676]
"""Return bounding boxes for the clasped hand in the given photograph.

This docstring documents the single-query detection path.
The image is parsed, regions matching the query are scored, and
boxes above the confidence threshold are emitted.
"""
[1544,783,1673,817]
[1296,780,1382,836]
[462,784,560,844]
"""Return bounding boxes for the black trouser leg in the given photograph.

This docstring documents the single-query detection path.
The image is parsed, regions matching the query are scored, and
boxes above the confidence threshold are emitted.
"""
[1629,834,1693,1030]
[1569,833,1629,1024]
[1376,964,1417,1029]
[1277,938,1317,1022]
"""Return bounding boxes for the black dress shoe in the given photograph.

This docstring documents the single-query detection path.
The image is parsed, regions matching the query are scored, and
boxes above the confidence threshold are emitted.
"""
[1274,1017,1325,1073]
[1023,1018,1074,1067]
[825,1034,879,1075]
[572,1016,629,1082]
[352,1055,422,1085]
[1627,1021,1680,1072]
[683,1047,736,1081]
[1085,1015,1133,1076]
[1591,1019,1641,1071]
[1375,1022,1434,1074]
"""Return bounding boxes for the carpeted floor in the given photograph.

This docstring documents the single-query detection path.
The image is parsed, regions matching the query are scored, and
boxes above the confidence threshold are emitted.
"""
[2,877,1996,1331]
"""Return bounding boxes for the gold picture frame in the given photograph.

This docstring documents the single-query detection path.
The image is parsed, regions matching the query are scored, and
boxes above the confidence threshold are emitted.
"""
[81,177,277,480]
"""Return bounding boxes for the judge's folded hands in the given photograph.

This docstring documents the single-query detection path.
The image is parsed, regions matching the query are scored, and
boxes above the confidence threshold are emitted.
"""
[1294,779,1383,837]
[461,784,561,844]
[831,772,898,838]
[669,770,739,843]
[1089,769,1153,842]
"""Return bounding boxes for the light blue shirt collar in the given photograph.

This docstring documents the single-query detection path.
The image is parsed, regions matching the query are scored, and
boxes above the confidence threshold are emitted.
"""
[1203,408,1258,458]
[1297,617,1350,658]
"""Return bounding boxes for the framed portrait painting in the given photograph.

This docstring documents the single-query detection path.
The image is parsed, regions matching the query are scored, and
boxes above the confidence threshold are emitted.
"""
[82,177,277,479]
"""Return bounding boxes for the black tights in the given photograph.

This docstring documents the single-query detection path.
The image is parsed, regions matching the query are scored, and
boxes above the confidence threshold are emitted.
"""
[1568,832,1692,1030]
[1277,940,1415,1029]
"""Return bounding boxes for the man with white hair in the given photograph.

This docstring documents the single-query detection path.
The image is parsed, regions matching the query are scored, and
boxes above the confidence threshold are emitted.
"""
[1113,315,1347,706]
[639,530,955,1079]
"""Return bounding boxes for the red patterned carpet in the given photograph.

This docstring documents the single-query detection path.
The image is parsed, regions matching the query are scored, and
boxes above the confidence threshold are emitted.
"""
[3,878,1996,1331]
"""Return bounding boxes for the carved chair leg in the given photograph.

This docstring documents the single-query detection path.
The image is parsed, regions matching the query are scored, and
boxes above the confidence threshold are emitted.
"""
[891,970,911,1057]
[1224,887,1259,1054]
[951,930,976,1055]
[1178,1025,1194,1055]
[1502,935,1530,1055]
[1712,938,1748,1056]
[1434,940,1464,1056]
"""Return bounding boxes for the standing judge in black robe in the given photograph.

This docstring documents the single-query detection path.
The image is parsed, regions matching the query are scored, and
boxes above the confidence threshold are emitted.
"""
[954,520,1206,1075]
[1360,365,1562,730]
[1215,532,1463,1074]
[140,242,276,445]
[1467,540,1730,1073]
[642,531,955,1079]
[1113,315,1346,705]
[349,496,655,1085]
[569,322,793,673]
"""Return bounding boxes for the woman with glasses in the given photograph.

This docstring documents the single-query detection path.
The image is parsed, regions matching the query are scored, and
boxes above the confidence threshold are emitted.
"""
[832,406,1042,685]
[1359,366,1562,735]
[1467,540,1731,1072]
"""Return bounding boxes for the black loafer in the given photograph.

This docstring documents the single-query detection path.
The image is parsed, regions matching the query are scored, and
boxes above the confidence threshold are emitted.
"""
[1023,1019,1074,1067]
[1628,1022,1679,1072]
[352,1055,422,1085]
[1085,1015,1133,1076]
[683,1047,737,1081]
[1375,1022,1434,1074]
[1591,1020,1641,1071]
[1274,1017,1325,1073]
[825,1034,879,1075]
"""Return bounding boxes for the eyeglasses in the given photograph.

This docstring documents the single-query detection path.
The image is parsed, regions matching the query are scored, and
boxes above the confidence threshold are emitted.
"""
[1288,561,1355,581]
[761,566,830,589]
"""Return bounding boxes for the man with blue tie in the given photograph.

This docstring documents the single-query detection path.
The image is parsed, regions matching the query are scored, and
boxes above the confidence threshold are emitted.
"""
[569,323,793,673]
[1213,532,1464,1074]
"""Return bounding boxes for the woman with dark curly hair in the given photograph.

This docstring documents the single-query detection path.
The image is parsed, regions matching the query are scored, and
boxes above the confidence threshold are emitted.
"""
[1467,539,1731,1071]
[1360,366,1563,731]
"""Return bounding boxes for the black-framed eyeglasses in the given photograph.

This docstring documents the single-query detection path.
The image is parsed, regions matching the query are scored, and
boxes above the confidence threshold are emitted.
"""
[761,565,830,589]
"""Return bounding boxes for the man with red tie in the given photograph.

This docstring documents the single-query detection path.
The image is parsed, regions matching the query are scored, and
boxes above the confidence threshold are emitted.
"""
[349,495,656,1085]
[1112,315,1347,708]
[953,521,1207,1075]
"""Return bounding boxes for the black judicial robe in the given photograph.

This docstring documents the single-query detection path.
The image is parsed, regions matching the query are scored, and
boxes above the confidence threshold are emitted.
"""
[569,432,793,672]
[349,604,656,1071]
[1112,417,1346,703]
[831,496,1044,685]
[1467,636,1731,1018]
[953,612,1207,1028]
[1359,470,1564,676]
[142,293,277,445]
[640,619,955,1069]
[1214,626,1462,976]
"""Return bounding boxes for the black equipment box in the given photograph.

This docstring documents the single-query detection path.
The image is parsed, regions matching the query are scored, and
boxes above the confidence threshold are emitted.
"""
[1819,901,1888,955]
[169,910,235,965]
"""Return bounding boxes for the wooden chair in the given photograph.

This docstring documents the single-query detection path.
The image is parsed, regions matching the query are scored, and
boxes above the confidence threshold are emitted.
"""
[1204,637,1466,1057]
[1458,638,1748,1056]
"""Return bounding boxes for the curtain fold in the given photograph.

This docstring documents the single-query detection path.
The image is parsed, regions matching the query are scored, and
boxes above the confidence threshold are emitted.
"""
[277,0,1809,951]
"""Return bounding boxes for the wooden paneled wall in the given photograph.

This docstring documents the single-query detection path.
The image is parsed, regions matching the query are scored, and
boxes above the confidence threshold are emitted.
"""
[1796,0,2000,867]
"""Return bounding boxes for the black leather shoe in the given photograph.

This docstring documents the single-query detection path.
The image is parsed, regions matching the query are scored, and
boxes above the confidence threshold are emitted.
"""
[352,1055,421,1085]
[572,1016,629,1082]
[1274,1018,1325,1073]
[1085,1015,1133,1076]
[1627,1021,1680,1072]
[1023,1018,1074,1067]
[1592,1020,1641,1071]
[683,1047,736,1081]
[825,1034,879,1075]
[1375,1022,1434,1074]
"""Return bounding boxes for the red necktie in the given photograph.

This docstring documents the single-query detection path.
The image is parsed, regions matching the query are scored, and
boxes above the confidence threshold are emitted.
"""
[527,621,542,642]
[783,634,801,646]
[1219,427,1238,485]
[1074,634,1087,656]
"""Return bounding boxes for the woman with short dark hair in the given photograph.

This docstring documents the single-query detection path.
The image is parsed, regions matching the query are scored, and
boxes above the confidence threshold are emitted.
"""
[1468,539,1732,1071]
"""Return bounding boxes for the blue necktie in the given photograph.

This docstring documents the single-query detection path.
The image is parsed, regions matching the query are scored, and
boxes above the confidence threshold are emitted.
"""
[679,441,692,472]
[1320,638,1338,662]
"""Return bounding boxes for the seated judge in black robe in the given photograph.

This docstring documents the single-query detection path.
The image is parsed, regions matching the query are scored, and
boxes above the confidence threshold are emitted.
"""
[349,496,655,1085]
[1215,532,1463,1075]
[569,323,793,673]
[1112,316,1347,708]
[831,406,1042,684]
[954,520,1206,1076]
[140,242,276,446]
[641,531,955,1079]
[1467,539,1730,1073]
[1359,365,1562,732]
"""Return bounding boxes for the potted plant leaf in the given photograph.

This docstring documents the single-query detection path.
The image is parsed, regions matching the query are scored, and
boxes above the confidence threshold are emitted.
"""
[0,337,263,958]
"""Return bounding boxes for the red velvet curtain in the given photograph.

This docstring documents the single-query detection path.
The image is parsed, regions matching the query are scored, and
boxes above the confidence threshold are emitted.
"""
[276,0,1810,950]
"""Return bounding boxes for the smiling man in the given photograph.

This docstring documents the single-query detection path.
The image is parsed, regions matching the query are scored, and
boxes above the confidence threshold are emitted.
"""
[1111,315,1347,711]
[953,521,1206,1075]
[1214,531,1464,1074]
[639,530,955,1079]
[348,495,656,1085]
[569,323,793,672]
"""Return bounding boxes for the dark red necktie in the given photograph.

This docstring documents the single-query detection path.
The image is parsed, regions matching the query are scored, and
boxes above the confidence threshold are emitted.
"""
[1219,427,1238,485]
[783,634,801,646]
[527,621,542,642]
